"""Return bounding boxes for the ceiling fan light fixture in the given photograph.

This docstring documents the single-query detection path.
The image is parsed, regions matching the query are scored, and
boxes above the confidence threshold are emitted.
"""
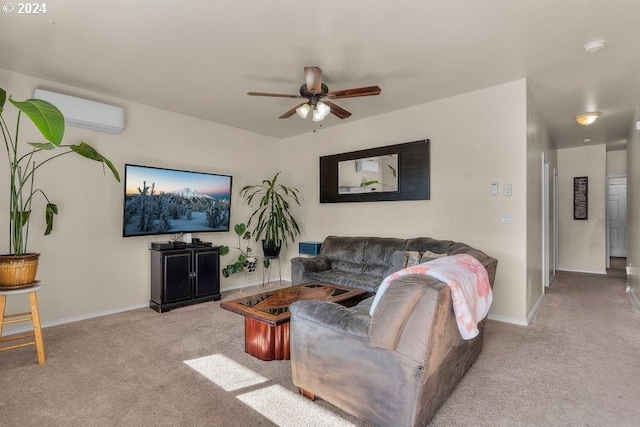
[312,108,325,122]
[296,103,311,119]
[316,101,330,117]
[575,112,600,126]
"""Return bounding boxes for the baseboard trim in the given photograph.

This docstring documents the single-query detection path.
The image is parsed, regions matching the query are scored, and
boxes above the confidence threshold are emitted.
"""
[222,280,268,292]
[2,303,149,336]
[557,268,607,275]
[631,289,640,310]
[526,293,545,324]
[487,313,528,326]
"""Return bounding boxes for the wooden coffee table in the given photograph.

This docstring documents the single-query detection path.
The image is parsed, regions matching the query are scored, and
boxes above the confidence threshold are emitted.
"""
[220,282,367,361]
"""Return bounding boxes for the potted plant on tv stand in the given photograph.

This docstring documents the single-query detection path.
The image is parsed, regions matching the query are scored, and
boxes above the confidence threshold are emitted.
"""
[240,171,302,263]
[0,88,120,288]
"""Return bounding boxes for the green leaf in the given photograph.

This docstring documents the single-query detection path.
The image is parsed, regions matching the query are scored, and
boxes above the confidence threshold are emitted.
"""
[28,142,57,150]
[70,142,121,182]
[0,88,6,111]
[222,268,230,278]
[360,180,379,187]
[219,245,230,256]
[12,210,31,227]
[242,231,251,240]
[9,98,65,145]
[45,203,58,235]
[234,223,246,236]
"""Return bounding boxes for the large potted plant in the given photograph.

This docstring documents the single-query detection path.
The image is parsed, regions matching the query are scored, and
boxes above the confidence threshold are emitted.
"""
[0,88,120,288]
[240,171,302,259]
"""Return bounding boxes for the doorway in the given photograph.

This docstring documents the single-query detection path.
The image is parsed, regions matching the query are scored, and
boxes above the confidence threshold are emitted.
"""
[607,177,627,263]
[542,154,555,291]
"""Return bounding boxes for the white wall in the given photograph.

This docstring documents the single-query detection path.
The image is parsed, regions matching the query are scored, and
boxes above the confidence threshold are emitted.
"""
[280,80,529,322]
[526,84,556,319]
[557,145,607,274]
[0,69,280,325]
[1,72,545,326]
[627,116,640,307]
[607,149,627,176]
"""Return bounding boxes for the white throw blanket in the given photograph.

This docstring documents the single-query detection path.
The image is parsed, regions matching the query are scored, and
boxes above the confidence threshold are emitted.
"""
[369,254,492,339]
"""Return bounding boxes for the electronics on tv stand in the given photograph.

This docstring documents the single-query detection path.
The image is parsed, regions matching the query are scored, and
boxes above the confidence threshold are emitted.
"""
[151,240,212,250]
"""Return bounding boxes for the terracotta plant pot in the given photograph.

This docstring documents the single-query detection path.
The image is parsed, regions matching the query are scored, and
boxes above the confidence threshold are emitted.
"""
[0,253,40,288]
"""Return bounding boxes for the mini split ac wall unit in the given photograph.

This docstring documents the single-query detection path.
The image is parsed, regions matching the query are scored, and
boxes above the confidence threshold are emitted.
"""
[32,89,125,134]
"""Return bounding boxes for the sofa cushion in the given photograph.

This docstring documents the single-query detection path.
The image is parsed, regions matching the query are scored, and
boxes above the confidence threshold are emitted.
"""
[362,237,407,265]
[320,236,367,262]
[405,237,454,253]
[405,251,422,267]
[420,250,448,263]
[369,281,427,350]
[331,259,365,274]
[381,250,421,278]
[305,270,381,293]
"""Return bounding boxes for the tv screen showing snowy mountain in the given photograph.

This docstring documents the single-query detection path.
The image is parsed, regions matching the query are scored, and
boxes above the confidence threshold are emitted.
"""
[123,164,232,237]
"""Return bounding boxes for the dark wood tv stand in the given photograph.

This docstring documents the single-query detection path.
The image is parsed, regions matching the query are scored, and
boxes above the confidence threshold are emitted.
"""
[150,244,221,313]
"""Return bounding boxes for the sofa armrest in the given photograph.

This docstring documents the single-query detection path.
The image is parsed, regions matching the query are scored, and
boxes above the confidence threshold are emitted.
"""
[289,300,370,339]
[290,256,331,285]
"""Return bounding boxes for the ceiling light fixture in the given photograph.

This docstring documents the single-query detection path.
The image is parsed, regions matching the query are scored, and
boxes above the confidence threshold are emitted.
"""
[583,40,606,54]
[296,103,311,119]
[575,112,601,126]
[297,100,331,122]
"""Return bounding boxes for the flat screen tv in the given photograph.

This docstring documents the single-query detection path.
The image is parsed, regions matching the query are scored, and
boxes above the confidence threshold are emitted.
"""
[122,164,232,237]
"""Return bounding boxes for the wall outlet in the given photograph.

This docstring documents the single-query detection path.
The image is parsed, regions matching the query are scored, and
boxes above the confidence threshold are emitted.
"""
[499,213,512,224]
[503,184,512,196]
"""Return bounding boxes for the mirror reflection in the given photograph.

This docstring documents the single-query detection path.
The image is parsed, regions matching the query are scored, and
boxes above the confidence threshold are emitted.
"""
[338,154,398,194]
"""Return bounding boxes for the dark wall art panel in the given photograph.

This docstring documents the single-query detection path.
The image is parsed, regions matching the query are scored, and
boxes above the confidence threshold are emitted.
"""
[573,176,588,220]
[320,139,430,203]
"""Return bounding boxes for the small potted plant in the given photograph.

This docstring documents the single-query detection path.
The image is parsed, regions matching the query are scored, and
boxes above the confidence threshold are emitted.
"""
[240,171,302,259]
[0,88,120,288]
[219,223,258,277]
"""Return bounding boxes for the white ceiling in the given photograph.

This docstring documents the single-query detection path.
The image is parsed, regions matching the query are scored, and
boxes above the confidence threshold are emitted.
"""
[1,0,639,148]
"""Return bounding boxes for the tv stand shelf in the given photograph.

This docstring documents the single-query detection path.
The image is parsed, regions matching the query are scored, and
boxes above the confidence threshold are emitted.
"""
[150,244,221,313]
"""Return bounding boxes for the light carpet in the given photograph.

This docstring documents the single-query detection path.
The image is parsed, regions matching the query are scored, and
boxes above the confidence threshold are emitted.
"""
[1,270,639,426]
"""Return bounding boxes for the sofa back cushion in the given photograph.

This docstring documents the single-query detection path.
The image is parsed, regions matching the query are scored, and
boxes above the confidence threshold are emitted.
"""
[405,237,455,254]
[320,236,368,263]
[369,281,427,350]
[321,236,407,277]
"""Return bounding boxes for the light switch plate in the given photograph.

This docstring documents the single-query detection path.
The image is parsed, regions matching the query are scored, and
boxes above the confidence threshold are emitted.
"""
[504,184,512,196]
[491,181,499,195]
[499,213,512,224]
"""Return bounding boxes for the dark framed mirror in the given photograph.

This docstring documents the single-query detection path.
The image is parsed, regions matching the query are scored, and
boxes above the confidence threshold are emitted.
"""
[320,139,430,203]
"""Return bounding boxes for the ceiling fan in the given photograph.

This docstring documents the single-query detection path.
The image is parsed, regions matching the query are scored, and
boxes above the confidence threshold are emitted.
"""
[247,67,381,121]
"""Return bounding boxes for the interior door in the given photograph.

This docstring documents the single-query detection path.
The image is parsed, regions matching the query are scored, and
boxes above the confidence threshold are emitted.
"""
[608,183,627,257]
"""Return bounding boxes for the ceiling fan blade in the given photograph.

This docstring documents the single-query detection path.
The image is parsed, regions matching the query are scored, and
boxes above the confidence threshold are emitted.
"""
[279,103,306,119]
[247,92,303,99]
[327,85,381,99]
[324,101,352,119]
[304,67,322,94]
